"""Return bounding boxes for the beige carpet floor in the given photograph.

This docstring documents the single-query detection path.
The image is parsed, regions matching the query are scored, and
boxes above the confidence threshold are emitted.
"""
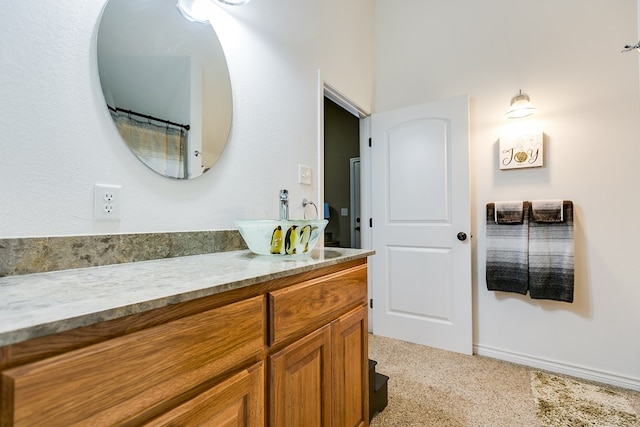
[368,334,640,427]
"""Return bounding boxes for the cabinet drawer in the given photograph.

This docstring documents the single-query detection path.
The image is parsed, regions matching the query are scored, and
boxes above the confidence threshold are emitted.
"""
[1,296,265,427]
[145,362,264,426]
[268,264,366,347]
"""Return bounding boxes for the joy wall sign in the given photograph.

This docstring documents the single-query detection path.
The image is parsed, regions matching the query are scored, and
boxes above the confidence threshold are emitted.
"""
[499,130,543,170]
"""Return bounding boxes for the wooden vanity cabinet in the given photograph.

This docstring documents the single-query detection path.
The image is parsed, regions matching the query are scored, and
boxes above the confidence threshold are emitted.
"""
[0,258,369,427]
[268,264,369,427]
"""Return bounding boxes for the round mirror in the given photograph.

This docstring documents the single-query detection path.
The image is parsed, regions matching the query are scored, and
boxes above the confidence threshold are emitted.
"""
[97,0,232,179]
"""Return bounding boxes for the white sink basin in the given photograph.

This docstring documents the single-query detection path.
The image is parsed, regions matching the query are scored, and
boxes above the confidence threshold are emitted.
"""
[234,219,328,255]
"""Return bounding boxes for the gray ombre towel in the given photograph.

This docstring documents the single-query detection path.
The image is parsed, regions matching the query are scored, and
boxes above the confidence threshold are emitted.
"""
[528,200,574,302]
[531,199,564,222]
[486,202,530,294]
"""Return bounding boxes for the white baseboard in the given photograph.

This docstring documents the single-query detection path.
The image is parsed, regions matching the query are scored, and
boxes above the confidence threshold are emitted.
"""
[474,344,640,392]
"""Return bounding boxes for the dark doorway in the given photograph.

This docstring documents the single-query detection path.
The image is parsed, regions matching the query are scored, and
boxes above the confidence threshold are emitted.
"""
[323,97,360,248]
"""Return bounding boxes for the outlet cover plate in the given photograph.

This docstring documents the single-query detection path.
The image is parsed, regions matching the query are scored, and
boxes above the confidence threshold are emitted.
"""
[94,184,121,221]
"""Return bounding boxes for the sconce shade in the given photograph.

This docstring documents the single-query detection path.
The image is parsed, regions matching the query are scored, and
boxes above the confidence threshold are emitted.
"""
[217,0,251,4]
[177,0,250,22]
[505,90,537,119]
[176,0,210,23]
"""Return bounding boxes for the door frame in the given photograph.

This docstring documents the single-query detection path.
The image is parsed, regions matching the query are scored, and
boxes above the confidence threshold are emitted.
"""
[318,73,373,330]
[349,157,361,249]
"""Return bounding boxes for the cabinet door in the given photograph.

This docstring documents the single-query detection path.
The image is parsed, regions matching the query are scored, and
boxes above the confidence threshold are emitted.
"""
[145,362,264,427]
[270,324,332,427]
[332,305,369,427]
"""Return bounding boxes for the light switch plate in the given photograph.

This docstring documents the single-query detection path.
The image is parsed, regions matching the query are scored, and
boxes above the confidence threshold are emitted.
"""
[298,164,312,185]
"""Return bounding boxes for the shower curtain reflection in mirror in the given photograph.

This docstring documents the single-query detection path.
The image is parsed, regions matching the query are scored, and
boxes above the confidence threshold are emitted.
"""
[111,111,188,179]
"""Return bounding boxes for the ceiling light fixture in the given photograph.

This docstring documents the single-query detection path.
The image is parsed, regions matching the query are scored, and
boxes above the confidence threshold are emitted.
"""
[505,90,537,119]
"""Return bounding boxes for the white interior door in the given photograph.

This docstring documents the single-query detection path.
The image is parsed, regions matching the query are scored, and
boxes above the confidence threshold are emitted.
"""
[371,94,472,355]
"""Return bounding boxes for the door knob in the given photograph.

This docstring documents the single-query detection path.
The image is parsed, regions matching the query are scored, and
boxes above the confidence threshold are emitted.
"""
[457,232,467,241]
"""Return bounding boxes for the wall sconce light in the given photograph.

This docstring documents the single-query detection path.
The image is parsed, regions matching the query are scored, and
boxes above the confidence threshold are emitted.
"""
[216,0,251,5]
[176,0,211,23]
[505,90,537,119]
[177,0,250,22]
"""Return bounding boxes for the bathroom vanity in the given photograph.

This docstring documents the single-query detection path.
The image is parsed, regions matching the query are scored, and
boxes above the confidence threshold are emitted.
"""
[0,248,373,426]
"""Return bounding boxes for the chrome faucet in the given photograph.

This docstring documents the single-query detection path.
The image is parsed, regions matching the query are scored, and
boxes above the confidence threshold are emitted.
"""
[279,189,289,220]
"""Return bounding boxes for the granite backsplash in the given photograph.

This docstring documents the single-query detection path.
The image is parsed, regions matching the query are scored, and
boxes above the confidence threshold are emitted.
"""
[0,230,247,277]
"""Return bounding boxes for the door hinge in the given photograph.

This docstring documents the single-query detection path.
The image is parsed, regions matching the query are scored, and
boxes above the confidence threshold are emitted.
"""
[369,298,373,309]
[369,218,373,228]
[368,137,372,147]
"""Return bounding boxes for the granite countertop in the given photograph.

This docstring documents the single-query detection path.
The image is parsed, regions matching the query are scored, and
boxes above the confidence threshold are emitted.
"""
[0,248,374,347]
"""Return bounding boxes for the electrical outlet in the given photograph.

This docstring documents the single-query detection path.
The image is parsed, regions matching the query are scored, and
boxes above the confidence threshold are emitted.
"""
[94,184,121,221]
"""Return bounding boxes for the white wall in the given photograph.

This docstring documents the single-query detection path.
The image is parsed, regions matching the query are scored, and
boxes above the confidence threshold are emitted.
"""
[0,0,374,238]
[375,0,640,389]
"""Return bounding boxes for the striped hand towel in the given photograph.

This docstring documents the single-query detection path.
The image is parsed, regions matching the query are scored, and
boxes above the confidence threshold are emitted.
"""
[486,202,530,295]
[528,200,574,303]
[531,199,563,222]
